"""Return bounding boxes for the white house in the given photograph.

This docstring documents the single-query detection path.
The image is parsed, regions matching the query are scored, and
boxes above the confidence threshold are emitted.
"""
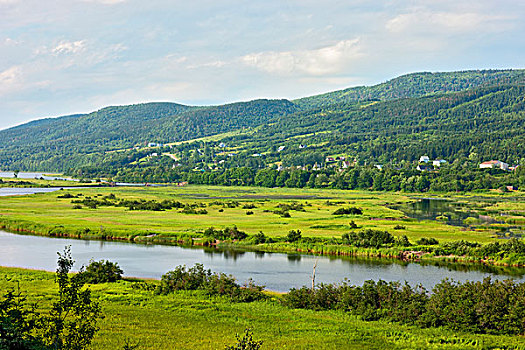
[419,155,430,163]
[278,146,286,152]
[433,159,447,167]
[480,160,509,171]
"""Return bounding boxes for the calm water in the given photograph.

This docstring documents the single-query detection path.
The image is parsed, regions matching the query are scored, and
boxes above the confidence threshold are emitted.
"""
[1,231,524,292]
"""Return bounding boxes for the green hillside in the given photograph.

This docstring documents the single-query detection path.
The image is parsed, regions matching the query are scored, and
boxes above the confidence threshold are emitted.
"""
[294,69,525,110]
[0,69,524,192]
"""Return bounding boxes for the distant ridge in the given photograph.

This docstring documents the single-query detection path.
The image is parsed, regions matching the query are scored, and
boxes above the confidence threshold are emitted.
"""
[0,69,524,172]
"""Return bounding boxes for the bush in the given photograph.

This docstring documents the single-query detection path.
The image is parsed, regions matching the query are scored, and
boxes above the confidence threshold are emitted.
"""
[84,260,123,284]
[393,224,406,230]
[333,207,362,215]
[286,230,302,242]
[156,264,266,302]
[342,229,394,248]
[416,237,439,245]
[225,328,263,350]
[204,226,248,241]
[252,231,267,244]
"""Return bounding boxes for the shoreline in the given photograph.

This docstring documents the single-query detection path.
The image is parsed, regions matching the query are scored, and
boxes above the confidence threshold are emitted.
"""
[2,221,525,272]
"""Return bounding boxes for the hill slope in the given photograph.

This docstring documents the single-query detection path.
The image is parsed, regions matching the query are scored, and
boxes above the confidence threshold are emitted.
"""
[294,69,525,110]
[0,69,524,173]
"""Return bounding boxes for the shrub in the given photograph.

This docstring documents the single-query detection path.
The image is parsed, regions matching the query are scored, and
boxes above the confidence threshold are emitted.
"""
[225,328,263,350]
[156,265,266,302]
[246,211,254,215]
[252,231,266,244]
[416,237,439,245]
[287,230,302,242]
[342,229,394,248]
[84,260,123,284]
[393,224,406,230]
[333,207,363,215]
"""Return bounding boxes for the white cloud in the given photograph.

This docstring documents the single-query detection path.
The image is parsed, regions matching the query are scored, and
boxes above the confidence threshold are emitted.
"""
[0,66,21,85]
[52,40,86,55]
[386,11,512,34]
[241,39,363,76]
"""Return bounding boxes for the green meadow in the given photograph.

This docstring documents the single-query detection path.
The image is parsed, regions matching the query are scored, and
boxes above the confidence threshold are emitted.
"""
[2,267,525,350]
[1,184,518,243]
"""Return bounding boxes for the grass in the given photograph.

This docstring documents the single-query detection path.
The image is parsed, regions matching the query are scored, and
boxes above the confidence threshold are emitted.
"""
[0,185,521,243]
[2,266,525,349]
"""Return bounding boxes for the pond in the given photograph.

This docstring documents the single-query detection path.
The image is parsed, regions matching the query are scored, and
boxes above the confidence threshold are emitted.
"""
[1,231,524,292]
[390,197,495,226]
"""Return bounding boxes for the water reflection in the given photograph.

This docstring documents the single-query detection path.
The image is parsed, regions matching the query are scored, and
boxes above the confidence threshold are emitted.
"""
[1,230,525,292]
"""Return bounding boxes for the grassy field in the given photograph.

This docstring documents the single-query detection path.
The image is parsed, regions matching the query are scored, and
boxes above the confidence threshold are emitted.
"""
[2,266,525,350]
[0,184,522,244]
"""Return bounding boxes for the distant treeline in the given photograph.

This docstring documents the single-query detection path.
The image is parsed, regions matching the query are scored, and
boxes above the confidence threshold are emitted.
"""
[73,162,524,192]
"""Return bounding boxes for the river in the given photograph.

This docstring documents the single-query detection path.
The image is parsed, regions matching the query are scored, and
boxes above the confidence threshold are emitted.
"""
[1,187,525,292]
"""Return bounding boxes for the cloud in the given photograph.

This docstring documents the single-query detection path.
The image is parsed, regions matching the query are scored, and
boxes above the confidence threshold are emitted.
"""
[0,66,21,85]
[52,40,86,55]
[241,38,363,76]
[386,11,512,34]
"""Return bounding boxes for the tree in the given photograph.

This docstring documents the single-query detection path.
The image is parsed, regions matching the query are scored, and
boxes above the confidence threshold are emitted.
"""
[41,247,102,350]
[0,286,48,350]
[0,247,102,350]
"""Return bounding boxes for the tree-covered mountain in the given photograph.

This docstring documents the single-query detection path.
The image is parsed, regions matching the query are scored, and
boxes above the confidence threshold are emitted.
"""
[294,69,525,110]
[0,99,296,171]
[0,69,524,190]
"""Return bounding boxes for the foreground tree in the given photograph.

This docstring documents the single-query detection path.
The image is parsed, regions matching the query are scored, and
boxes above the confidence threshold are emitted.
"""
[0,247,102,350]
[41,247,102,350]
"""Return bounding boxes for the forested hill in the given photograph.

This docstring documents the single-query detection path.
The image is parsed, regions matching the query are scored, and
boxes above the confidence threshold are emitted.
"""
[294,69,525,110]
[0,69,524,175]
[0,99,297,171]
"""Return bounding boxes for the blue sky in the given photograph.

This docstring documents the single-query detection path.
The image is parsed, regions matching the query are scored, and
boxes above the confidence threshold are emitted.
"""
[1,0,524,130]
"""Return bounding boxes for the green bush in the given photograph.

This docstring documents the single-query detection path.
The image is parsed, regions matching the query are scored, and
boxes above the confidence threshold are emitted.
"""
[156,264,266,302]
[333,207,362,215]
[286,230,302,242]
[84,260,123,284]
[342,229,394,248]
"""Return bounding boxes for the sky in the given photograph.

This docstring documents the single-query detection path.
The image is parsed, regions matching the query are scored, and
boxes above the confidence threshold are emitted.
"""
[1,0,524,130]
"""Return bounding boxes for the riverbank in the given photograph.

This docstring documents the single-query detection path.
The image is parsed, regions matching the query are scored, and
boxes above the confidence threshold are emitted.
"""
[0,185,524,268]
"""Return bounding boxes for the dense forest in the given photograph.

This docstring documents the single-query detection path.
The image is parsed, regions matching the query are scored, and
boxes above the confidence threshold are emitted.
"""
[1,69,524,191]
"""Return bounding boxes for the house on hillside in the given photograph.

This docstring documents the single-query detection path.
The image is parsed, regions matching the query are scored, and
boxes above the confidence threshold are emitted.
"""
[278,146,286,152]
[325,157,335,162]
[480,160,509,171]
[433,159,447,167]
[419,155,430,163]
